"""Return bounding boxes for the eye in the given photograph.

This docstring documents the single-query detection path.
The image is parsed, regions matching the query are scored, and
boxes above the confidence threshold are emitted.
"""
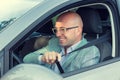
[60,28,65,31]
[60,28,66,32]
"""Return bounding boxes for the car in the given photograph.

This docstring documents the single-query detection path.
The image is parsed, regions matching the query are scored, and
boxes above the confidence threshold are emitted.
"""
[0,0,120,80]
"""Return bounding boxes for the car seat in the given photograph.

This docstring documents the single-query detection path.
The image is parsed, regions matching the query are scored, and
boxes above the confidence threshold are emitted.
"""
[76,7,112,62]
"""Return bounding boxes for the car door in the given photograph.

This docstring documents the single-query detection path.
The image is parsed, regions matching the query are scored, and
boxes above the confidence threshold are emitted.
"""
[1,0,120,80]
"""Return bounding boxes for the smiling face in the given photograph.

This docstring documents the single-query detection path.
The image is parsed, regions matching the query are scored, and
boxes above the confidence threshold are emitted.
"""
[54,12,83,48]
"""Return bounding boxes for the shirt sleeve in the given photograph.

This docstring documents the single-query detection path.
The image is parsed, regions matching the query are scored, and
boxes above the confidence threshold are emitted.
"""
[38,55,46,64]
[81,46,100,68]
[81,56,100,68]
[23,47,48,64]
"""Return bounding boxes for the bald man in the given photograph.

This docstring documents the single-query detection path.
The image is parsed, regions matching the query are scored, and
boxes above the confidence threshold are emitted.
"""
[23,11,100,73]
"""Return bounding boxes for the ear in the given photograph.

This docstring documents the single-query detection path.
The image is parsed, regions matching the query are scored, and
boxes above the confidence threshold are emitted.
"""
[77,26,83,35]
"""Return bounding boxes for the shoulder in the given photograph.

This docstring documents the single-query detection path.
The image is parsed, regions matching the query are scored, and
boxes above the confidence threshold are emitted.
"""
[81,37,100,53]
[47,36,61,52]
[77,38,100,57]
[35,36,61,53]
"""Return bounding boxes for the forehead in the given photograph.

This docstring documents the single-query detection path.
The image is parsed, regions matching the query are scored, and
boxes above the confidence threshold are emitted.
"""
[55,21,68,28]
[55,22,63,27]
[55,20,75,28]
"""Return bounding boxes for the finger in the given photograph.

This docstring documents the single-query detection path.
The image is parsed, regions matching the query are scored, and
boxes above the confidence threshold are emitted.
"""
[52,53,56,62]
[41,54,48,62]
[44,53,49,63]
[46,52,55,64]
[48,54,54,64]
[57,53,61,61]
[41,55,45,62]
[48,52,57,64]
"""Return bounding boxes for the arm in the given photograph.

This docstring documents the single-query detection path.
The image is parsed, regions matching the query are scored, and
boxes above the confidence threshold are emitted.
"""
[23,48,61,65]
[23,36,61,64]
[23,47,48,64]
[81,46,100,68]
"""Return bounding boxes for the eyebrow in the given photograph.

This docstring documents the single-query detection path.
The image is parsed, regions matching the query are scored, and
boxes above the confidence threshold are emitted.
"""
[54,26,66,28]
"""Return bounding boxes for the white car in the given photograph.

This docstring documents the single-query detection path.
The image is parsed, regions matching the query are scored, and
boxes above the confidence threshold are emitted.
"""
[0,0,120,80]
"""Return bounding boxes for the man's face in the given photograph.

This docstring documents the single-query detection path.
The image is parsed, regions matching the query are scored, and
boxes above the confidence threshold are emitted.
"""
[54,20,82,48]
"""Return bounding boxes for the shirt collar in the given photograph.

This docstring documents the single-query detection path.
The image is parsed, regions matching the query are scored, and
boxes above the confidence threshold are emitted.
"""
[61,39,81,55]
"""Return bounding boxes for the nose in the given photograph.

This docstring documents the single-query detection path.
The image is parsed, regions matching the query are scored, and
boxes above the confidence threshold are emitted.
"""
[56,30,62,37]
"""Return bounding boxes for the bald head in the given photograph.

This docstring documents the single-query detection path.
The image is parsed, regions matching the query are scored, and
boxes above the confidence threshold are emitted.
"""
[54,11,83,47]
[56,11,83,28]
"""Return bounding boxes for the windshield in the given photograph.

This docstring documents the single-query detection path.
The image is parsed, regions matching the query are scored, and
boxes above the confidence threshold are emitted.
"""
[0,0,44,77]
[0,0,44,31]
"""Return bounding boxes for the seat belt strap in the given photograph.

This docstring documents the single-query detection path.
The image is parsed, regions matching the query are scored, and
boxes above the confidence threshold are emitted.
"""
[55,59,64,73]
[68,31,111,54]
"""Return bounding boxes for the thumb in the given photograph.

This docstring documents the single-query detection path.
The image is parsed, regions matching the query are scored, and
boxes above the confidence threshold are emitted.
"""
[57,54,61,61]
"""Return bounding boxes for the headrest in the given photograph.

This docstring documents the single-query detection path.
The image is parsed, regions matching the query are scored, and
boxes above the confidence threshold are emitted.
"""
[76,7,102,34]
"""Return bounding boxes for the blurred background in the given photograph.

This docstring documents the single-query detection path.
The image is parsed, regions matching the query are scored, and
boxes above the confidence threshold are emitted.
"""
[0,0,43,31]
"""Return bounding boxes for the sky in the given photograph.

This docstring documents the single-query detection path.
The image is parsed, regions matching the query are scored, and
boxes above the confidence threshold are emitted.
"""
[0,0,43,22]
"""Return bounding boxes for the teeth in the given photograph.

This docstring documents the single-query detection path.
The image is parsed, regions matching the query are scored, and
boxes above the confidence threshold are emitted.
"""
[59,38,65,41]
[60,39,64,40]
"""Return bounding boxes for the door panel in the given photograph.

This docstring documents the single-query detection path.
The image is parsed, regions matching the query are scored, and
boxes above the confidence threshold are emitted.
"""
[64,60,120,80]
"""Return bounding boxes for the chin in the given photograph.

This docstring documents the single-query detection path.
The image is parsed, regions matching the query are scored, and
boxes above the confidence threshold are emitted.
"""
[59,41,68,47]
[60,43,66,47]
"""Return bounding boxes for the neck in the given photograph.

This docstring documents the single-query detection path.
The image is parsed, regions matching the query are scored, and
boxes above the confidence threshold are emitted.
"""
[64,47,68,55]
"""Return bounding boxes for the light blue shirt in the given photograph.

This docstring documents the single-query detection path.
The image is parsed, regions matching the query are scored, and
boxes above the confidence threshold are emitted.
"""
[54,40,81,73]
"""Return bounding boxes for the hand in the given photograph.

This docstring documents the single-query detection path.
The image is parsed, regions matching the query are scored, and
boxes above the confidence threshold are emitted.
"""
[41,51,61,64]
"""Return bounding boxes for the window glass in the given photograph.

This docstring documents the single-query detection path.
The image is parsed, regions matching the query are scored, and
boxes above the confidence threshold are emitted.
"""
[0,0,43,31]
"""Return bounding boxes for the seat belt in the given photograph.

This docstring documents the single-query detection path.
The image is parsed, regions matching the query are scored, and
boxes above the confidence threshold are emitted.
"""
[55,31,111,73]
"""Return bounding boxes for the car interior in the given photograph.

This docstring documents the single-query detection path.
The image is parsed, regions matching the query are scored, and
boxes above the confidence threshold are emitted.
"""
[10,4,112,75]
[76,7,112,62]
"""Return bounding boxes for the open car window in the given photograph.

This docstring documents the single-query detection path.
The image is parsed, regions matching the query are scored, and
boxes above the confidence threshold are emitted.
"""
[12,3,113,73]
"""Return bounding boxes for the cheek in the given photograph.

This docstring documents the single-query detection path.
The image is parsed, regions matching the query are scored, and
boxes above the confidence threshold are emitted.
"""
[64,30,78,40]
[66,33,75,40]
[66,31,75,37]
[75,28,82,37]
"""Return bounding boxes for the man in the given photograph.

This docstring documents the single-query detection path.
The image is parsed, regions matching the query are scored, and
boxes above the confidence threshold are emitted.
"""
[23,11,100,73]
